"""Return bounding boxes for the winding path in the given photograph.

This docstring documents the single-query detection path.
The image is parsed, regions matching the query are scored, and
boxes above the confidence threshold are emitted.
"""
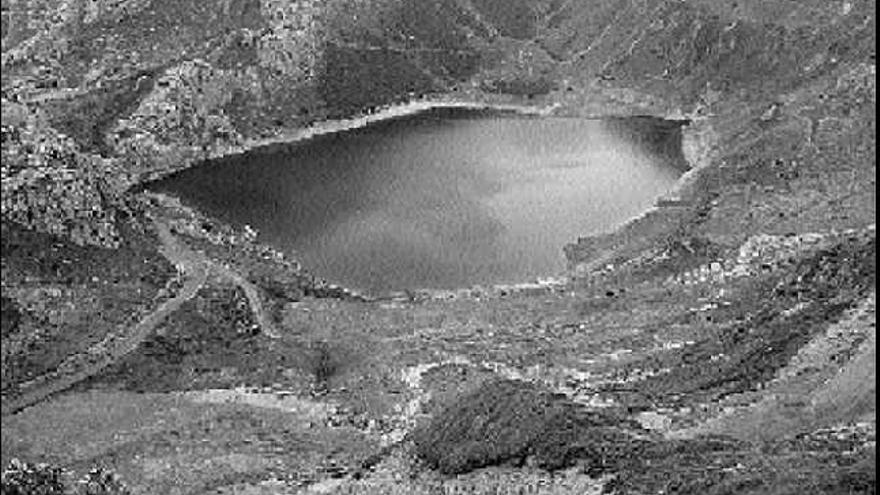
[154,219,280,338]
[0,258,207,416]
[1,217,277,416]
[211,264,280,338]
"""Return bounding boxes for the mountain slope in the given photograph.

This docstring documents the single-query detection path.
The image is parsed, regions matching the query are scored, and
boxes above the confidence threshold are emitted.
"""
[1,1,875,493]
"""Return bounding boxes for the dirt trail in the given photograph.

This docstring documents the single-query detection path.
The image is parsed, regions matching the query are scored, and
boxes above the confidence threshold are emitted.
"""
[210,264,280,338]
[154,219,280,338]
[1,218,280,416]
[0,247,208,416]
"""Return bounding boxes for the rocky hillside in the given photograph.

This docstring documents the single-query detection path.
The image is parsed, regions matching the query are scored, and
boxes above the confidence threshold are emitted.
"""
[1,0,874,246]
[1,0,875,494]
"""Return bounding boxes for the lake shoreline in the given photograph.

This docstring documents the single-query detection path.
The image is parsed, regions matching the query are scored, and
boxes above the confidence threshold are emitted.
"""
[212,99,561,158]
[153,107,684,295]
[139,94,705,295]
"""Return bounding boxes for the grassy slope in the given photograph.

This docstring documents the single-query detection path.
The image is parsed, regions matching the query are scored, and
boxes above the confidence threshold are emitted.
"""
[1,216,175,396]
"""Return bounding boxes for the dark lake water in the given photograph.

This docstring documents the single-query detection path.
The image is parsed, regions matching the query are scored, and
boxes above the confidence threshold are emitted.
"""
[152,109,686,293]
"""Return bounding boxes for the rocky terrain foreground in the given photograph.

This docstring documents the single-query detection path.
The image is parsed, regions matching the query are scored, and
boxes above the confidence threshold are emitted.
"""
[1,0,876,493]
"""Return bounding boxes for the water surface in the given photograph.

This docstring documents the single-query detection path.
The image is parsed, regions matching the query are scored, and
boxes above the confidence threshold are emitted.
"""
[152,109,685,293]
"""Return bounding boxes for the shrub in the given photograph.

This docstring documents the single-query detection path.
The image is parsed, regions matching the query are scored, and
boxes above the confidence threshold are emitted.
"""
[411,379,639,475]
[1,295,21,339]
[75,468,130,495]
[1,461,130,495]
[1,459,67,495]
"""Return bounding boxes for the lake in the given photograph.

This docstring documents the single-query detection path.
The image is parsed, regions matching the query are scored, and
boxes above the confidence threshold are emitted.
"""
[151,108,687,294]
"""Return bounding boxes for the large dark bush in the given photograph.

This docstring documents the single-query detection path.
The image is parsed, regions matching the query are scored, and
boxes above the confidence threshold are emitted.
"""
[1,295,21,339]
[411,379,639,475]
